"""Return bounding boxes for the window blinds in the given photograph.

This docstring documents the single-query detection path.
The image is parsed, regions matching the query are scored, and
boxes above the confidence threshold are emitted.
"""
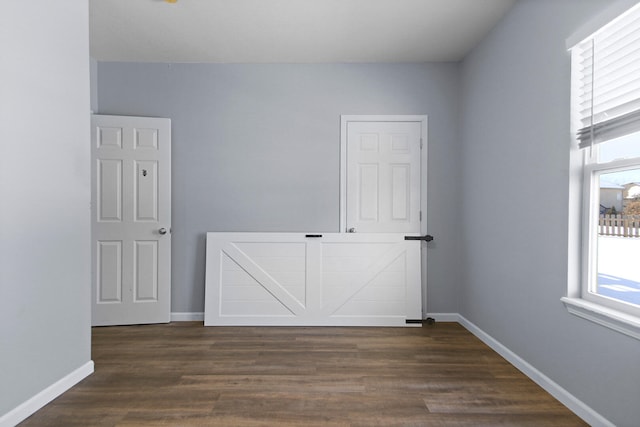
[573,3,640,149]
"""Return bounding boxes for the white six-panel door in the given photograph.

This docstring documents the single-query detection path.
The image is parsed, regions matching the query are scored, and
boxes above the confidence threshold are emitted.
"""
[345,121,422,233]
[91,115,171,326]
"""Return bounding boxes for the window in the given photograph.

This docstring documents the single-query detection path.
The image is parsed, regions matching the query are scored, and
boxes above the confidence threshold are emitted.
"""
[564,3,640,338]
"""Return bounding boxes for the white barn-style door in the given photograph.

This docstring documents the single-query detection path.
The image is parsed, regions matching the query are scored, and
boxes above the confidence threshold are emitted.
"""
[204,233,421,326]
[91,115,171,326]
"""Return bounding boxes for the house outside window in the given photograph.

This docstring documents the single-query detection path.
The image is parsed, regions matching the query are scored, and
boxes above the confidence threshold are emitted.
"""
[564,2,640,339]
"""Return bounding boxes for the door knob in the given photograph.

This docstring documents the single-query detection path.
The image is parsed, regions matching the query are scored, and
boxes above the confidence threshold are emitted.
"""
[158,227,168,235]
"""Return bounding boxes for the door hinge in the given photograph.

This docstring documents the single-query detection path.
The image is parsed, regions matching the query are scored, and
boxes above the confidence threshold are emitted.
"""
[419,211,422,221]
[420,138,423,149]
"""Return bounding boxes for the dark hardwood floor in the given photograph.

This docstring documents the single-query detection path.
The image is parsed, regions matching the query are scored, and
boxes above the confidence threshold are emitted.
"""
[20,322,587,426]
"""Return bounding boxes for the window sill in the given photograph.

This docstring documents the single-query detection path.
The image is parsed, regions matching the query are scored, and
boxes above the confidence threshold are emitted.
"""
[561,297,640,341]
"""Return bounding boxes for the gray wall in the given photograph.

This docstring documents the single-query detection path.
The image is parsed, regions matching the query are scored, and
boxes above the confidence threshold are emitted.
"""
[459,0,640,425]
[0,0,92,418]
[97,63,462,314]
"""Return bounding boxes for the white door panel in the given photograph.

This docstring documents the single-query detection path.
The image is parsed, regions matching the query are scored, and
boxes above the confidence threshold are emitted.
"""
[346,121,421,233]
[92,115,171,326]
[204,233,421,326]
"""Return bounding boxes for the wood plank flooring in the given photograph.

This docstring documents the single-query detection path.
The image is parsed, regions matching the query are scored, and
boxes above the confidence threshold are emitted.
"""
[20,322,587,426]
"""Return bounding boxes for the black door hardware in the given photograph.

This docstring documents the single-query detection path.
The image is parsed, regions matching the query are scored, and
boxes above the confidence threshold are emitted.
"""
[404,235,434,242]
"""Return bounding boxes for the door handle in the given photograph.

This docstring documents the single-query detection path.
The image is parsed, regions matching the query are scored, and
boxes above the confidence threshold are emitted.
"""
[158,227,168,235]
[404,235,434,242]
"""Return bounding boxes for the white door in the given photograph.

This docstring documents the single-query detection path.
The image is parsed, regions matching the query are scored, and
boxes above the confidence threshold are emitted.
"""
[91,115,171,326]
[204,233,421,326]
[344,120,422,233]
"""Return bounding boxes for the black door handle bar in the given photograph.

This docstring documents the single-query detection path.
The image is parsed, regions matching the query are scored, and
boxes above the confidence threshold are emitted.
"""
[404,235,434,242]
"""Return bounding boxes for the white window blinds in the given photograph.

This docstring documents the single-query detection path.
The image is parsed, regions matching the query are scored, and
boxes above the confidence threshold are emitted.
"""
[573,3,640,149]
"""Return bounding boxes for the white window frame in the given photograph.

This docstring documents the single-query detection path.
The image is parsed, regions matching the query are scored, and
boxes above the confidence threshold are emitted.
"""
[582,153,640,300]
[562,1,640,340]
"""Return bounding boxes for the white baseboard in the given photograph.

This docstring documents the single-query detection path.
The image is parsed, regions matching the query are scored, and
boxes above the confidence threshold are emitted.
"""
[457,315,613,427]
[0,360,94,427]
[171,312,204,322]
[425,312,459,322]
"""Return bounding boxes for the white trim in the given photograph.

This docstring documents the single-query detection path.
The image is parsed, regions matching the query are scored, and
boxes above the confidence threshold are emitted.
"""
[457,315,614,427]
[566,0,640,48]
[562,297,640,341]
[170,312,204,322]
[0,361,94,427]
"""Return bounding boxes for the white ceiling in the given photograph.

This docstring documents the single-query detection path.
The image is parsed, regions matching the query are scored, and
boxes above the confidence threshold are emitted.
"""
[89,0,516,63]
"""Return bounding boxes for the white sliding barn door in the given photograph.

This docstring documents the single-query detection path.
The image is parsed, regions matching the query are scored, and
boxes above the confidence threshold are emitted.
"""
[91,115,171,326]
[204,233,421,326]
[345,120,422,234]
